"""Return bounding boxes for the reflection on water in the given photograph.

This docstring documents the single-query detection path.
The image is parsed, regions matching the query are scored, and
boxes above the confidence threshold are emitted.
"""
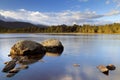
[45,46,64,57]
[2,53,45,77]
[0,34,120,80]
[46,52,62,57]
[2,41,64,78]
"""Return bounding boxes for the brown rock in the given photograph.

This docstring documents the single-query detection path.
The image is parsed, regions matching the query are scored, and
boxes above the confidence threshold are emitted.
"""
[2,61,16,72]
[41,39,63,47]
[73,64,80,67]
[41,39,64,53]
[9,68,20,73]
[106,64,116,70]
[97,65,109,75]
[6,73,16,77]
[10,40,46,55]
[19,65,29,69]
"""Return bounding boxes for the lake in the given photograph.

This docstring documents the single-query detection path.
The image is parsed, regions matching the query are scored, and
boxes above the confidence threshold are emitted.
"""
[0,33,120,80]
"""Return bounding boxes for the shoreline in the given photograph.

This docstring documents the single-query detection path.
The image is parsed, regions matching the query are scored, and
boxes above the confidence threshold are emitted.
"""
[0,32,120,35]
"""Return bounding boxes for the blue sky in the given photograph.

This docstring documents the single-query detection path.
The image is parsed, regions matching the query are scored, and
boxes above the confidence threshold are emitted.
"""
[0,0,120,25]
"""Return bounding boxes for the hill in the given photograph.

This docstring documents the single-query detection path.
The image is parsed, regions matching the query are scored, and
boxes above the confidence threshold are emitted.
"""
[0,20,47,28]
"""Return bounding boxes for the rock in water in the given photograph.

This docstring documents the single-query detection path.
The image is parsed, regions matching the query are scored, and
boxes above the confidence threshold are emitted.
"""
[9,68,20,73]
[106,64,116,70]
[2,61,16,72]
[41,39,64,53]
[73,64,80,67]
[97,65,109,75]
[6,73,16,77]
[19,65,29,69]
[41,39,63,47]
[10,40,46,55]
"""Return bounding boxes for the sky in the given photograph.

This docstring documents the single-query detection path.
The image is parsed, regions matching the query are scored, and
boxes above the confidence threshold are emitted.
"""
[0,0,120,25]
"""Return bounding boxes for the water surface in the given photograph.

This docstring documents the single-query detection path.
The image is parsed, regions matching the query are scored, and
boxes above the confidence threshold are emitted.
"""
[0,33,120,80]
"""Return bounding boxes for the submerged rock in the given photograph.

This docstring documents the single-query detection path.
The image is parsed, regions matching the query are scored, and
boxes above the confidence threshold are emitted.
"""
[2,61,16,72]
[10,40,46,55]
[4,62,9,65]
[9,68,20,73]
[6,73,16,77]
[73,64,80,67]
[106,64,116,70]
[18,65,29,69]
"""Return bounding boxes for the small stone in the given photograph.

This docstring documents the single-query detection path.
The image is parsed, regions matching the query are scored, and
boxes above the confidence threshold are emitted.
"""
[9,68,20,73]
[106,64,116,70]
[4,62,9,65]
[39,59,45,63]
[2,61,16,72]
[97,65,108,72]
[73,64,80,67]
[97,65,109,75]
[6,73,16,77]
[19,65,29,69]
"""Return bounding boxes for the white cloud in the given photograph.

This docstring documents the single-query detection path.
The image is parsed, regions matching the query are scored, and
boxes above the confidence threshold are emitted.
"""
[0,9,119,25]
[106,10,120,16]
[0,12,16,21]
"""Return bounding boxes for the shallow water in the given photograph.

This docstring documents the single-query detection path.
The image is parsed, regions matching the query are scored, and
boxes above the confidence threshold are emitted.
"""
[0,33,120,80]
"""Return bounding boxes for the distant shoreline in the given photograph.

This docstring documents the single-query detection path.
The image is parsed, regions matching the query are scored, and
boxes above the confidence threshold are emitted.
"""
[0,32,120,35]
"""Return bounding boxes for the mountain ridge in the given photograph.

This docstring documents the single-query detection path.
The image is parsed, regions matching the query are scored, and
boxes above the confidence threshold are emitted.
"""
[0,20,48,28]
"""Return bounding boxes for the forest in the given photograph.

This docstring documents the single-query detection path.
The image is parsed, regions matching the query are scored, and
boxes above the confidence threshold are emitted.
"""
[0,23,120,33]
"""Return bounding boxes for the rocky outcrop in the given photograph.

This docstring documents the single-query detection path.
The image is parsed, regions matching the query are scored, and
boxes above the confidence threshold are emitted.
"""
[41,39,64,53]
[10,40,46,56]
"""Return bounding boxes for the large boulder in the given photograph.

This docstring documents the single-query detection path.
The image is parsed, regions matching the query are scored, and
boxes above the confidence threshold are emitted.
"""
[10,40,46,56]
[41,39,63,47]
[41,39,64,53]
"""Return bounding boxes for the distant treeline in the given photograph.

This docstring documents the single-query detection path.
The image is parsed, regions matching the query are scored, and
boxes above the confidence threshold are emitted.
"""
[0,23,120,33]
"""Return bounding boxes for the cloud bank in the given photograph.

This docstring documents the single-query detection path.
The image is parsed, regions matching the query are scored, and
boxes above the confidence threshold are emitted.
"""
[0,9,119,25]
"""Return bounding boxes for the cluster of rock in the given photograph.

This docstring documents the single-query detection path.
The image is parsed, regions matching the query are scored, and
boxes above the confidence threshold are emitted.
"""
[2,39,64,77]
[6,65,28,77]
[9,39,63,56]
[97,64,116,75]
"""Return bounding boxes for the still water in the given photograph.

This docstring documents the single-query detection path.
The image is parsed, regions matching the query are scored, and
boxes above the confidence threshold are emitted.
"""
[0,33,120,80]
